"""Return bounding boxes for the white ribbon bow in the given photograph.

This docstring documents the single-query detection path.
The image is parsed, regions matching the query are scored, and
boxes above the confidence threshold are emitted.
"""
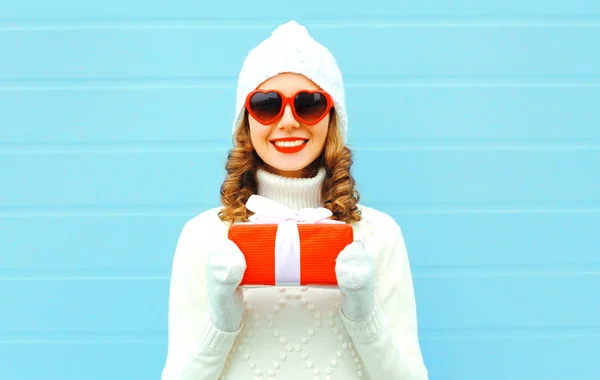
[244,195,343,286]
[246,194,343,225]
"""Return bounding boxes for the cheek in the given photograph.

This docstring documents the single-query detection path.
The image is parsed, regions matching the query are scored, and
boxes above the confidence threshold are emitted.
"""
[248,119,270,145]
[312,119,329,145]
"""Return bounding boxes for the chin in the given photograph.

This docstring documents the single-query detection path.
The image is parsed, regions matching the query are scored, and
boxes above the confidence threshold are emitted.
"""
[264,160,314,177]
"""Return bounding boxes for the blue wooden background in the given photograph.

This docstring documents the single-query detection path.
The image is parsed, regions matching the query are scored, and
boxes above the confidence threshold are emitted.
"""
[1,1,599,379]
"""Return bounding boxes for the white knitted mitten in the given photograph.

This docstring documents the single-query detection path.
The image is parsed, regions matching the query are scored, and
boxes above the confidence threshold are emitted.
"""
[335,240,376,322]
[206,239,247,333]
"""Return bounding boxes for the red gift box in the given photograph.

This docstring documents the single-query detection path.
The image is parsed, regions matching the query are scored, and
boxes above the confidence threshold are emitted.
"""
[228,223,354,286]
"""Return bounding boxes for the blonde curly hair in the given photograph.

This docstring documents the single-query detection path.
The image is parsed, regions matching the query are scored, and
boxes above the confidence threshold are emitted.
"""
[218,110,361,224]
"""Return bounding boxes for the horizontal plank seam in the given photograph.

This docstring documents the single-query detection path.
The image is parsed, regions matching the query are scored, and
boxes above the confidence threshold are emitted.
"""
[1,18,600,31]
[3,142,600,153]
[2,76,600,91]
[2,265,600,280]
[1,327,600,343]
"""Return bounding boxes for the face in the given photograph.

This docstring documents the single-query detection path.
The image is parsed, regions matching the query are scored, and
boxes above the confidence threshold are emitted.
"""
[247,73,330,178]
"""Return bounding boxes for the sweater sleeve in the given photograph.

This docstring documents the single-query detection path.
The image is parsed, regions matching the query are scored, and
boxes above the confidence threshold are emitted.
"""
[161,218,242,380]
[340,223,429,380]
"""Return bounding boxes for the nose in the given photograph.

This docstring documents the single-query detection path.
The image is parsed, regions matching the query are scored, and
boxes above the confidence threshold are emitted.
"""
[277,105,300,131]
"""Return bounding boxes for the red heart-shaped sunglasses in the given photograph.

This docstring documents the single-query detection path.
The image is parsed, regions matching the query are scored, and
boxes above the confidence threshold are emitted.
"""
[245,89,333,125]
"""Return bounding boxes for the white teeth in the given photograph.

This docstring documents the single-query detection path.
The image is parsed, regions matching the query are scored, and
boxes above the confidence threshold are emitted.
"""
[273,140,306,147]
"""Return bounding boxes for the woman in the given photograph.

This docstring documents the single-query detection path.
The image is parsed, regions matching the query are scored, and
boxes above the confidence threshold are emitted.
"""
[161,20,428,380]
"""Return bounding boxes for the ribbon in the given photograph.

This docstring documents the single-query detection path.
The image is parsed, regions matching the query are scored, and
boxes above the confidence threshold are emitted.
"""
[245,195,343,285]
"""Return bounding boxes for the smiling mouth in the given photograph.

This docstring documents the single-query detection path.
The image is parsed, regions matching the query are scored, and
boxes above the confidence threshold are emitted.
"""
[270,139,309,154]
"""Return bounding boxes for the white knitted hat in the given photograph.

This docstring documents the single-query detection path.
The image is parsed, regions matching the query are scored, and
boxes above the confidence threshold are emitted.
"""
[232,20,348,142]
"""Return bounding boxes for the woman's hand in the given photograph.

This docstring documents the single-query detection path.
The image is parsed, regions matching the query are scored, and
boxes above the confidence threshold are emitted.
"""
[334,240,376,321]
[206,239,247,332]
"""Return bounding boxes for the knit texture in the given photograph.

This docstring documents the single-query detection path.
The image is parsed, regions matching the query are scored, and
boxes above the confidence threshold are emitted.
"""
[335,240,377,322]
[206,239,247,333]
[256,166,325,210]
[232,20,348,142]
[161,169,429,380]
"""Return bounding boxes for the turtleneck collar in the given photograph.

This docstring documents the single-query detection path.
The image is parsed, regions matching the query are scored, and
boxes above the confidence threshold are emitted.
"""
[256,167,326,210]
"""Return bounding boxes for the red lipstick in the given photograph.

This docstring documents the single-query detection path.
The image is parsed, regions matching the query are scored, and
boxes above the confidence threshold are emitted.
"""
[270,137,309,154]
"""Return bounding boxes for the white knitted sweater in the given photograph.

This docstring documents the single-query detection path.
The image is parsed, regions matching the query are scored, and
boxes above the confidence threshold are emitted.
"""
[161,168,428,380]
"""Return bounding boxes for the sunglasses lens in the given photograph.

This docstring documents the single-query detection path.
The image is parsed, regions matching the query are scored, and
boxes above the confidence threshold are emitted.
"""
[248,92,282,123]
[294,92,329,123]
